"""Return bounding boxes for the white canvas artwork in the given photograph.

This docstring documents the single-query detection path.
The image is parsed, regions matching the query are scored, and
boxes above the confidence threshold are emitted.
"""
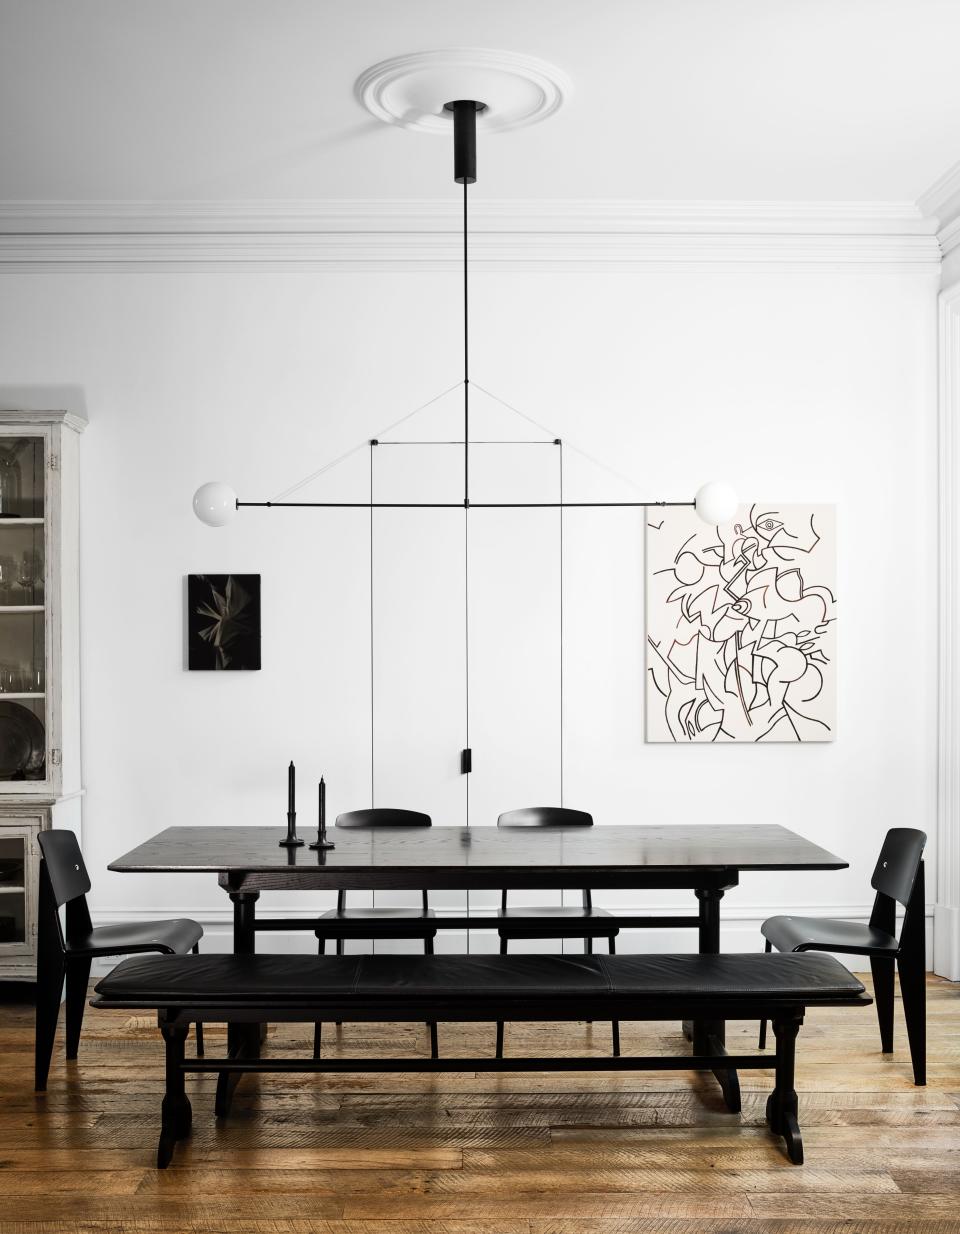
[645,504,836,742]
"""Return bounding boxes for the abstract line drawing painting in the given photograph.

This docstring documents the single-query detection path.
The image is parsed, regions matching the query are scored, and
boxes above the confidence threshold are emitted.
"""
[645,504,836,742]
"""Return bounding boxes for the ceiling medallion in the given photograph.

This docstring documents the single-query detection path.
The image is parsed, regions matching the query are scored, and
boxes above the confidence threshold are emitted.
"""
[354,48,571,134]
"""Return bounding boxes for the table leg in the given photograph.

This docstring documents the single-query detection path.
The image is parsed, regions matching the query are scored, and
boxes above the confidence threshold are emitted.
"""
[690,886,740,1112]
[216,889,261,1117]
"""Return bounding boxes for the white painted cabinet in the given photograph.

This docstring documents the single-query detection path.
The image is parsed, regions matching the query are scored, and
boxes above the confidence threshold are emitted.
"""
[0,411,85,979]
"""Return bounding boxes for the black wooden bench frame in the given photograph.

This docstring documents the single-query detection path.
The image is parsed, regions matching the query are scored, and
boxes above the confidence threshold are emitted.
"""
[103,987,870,1170]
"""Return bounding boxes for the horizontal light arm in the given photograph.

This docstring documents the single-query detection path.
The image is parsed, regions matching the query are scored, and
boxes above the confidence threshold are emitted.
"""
[236,500,696,510]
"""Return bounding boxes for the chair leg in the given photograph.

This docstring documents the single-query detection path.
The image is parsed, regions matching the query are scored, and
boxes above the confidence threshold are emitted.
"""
[423,935,438,1057]
[496,936,508,1058]
[64,955,92,1061]
[608,934,620,1055]
[189,944,204,1056]
[758,939,772,1049]
[898,950,926,1086]
[34,958,65,1092]
[335,937,344,1027]
[314,936,325,1058]
[870,954,895,1054]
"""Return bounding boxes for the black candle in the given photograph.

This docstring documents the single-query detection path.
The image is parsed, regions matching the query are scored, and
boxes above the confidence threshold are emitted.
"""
[320,777,326,834]
[288,761,295,815]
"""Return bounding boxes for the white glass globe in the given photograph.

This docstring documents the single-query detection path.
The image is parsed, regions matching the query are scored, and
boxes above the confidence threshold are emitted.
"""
[193,481,238,527]
[694,481,738,525]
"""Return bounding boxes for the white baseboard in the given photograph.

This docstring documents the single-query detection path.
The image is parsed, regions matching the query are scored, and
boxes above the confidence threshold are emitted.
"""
[934,904,960,979]
[88,902,936,978]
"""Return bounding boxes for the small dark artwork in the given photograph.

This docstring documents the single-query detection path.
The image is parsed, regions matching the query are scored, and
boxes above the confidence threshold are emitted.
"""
[188,574,261,670]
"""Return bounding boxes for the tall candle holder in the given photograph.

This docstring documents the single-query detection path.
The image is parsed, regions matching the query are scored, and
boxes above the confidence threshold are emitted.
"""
[279,760,304,848]
[310,776,335,850]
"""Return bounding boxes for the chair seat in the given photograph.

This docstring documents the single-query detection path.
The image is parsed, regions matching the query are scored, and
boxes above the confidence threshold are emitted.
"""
[66,917,203,959]
[498,905,619,938]
[761,915,898,958]
[315,906,438,939]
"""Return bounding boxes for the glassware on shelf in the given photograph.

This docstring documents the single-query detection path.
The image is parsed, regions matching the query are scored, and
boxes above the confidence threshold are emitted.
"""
[0,556,15,602]
[16,551,39,606]
[0,447,22,517]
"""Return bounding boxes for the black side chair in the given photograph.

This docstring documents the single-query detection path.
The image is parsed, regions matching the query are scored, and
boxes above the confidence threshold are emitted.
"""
[35,830,204,1092]
[495,807,620,1058]
[759,827,927,1085]
[313,808,438,1059]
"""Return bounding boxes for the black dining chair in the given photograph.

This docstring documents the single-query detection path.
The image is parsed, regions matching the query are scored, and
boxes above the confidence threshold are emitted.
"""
[758,827,927,1085]
[35,829,204,1092]
[495,807,620,1057]
[313,808,439,1059]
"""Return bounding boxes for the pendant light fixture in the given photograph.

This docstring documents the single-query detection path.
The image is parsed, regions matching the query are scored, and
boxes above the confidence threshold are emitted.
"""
[193,71,736,526]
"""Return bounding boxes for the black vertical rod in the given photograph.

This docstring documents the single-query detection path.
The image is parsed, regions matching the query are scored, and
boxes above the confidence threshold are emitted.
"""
[452,100,478,186]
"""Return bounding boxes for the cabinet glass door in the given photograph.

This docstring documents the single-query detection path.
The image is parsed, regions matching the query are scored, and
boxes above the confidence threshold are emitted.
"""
[0,831,31,954]
[0,437,46,784]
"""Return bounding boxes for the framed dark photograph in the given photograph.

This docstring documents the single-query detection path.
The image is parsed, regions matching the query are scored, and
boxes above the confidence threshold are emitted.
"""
[187,574,261,670]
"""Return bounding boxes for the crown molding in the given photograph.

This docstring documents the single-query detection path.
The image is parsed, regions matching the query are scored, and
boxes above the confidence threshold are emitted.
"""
[917,159,960,261]
[0,199,939,270]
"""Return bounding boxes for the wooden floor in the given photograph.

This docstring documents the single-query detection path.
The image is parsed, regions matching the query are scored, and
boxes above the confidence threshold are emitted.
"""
[0,974,958,1233]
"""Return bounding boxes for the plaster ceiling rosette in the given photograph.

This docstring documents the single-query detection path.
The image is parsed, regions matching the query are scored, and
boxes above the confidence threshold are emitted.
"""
[355,48,571,134]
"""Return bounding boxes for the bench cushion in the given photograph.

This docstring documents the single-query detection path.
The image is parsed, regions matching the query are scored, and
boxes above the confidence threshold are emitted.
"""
[93,951,864,1010]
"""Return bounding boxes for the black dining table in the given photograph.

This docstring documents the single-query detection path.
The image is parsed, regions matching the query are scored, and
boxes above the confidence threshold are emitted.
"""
[110,821,845,1109]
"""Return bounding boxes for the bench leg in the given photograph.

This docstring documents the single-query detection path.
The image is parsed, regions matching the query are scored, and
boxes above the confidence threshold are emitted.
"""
[766,1014,803,1165]
[158,1022,191,1169]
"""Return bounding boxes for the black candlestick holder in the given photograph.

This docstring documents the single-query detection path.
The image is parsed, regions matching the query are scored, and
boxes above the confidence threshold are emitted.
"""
[279,810,304,848]
[310,777,335,850]
[309,817,335,850]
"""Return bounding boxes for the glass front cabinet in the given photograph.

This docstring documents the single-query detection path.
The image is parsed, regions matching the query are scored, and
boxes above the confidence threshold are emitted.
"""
[0,411,85,979]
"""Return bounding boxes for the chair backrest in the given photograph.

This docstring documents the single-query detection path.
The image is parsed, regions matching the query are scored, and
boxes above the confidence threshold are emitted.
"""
[870,828,926,907]
[333,809,432,911]
[497,807,593,828]
[497,808,594,910]
[37,830,91,908]
[335,809,432,829]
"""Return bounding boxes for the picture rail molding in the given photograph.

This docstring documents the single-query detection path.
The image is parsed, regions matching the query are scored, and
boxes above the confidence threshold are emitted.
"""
[0,199,941,271]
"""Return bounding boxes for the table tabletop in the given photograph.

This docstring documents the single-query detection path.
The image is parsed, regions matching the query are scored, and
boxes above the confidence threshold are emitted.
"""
[110,823,846,886]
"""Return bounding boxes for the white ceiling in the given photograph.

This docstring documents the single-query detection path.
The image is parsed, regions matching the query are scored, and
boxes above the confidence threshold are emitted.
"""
[2,0,960,206]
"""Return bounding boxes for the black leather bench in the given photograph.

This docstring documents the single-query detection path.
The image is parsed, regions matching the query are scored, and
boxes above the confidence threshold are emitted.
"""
[92,951,869,1168]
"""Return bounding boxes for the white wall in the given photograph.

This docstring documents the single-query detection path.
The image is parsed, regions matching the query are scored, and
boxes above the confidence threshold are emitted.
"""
[0,261,939,961]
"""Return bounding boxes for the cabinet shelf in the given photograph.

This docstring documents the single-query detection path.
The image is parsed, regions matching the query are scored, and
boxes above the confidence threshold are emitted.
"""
[0,885,25,895]
[0,606,44,613]
[0,693,44,700]
[0,519,43,526]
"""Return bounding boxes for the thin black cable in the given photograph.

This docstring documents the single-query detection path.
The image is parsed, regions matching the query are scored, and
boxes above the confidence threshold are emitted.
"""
[465,505,470,828]
[559,441,564,809]
[369,442,375,809]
